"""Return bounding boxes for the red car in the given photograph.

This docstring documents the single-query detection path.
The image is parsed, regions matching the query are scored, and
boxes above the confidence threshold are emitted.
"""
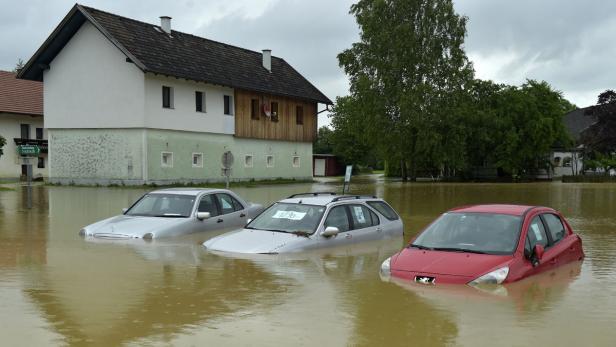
[380,204,584,286]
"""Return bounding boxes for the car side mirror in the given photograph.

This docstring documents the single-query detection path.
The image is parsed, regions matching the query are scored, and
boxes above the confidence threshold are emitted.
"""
[246,218,252,224]
[197,212,211,220]
[122,208,128,214]
[321,226,340,237]
[531,244,545,267]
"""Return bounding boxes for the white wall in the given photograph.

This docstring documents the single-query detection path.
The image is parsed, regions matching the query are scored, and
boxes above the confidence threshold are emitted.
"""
[144,74,235,134]
[0,113,47,179]
[552,151,583,176]
[43,21,145,129]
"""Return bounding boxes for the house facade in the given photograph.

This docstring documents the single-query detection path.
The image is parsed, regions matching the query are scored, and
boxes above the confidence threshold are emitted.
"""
[18,5,330,185]
[550,107,596,177]
[0,71,47,180]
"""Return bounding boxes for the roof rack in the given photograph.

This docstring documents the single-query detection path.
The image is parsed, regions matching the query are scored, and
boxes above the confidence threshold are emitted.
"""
[287,192,338,198]
[331,195,377,202]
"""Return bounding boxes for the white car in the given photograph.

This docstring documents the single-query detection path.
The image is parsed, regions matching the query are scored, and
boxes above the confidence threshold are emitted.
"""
[79,188,263,239]
[203,193,404,254]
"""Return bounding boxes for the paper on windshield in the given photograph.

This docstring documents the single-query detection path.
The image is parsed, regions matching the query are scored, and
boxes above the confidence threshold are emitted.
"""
[272,210,307,220]
[353,206,366,223]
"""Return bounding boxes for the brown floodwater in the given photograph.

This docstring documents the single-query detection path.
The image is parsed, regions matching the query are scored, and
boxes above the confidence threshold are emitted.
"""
[1,177,615,346]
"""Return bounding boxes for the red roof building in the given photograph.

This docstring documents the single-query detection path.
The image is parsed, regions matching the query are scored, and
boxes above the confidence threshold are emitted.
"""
[0,70,43,116]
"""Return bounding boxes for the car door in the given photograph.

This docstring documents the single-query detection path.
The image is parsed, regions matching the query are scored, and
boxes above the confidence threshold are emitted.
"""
[521,215,553,277]
[321,205,352,247]
[214,193,248,230]
[347,204,382,243]
[541,213,577,265]
[193,193,223,233]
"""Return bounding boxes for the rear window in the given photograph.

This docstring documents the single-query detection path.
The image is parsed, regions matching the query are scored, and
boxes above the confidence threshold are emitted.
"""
[367,201,399,220]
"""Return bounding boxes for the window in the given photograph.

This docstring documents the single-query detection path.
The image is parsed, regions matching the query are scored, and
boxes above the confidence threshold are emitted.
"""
[266,155,274,168]
[244,155,253,168]
[224,95,233,115]
[37,157,45,169]
[296,105,304,125]
[198,194,219,217]
[367,201,399,220]
[324,205,350,232]
[20,124,30,139]
[192,153,203,168]
[525,216,549,256]
[162,86,173,108]
[36,128,43,140]
[563,157,572,167]
[271,102,279,122]
[216,193,244,215]
[195,91,205,112]
[161,152,173,168]
[292,156,300,168]
[251,99,260,120]
[543,214,566,244]
[349,205,378,229]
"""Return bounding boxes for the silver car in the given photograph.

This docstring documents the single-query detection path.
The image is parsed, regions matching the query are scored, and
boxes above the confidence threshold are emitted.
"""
[203,193,403,254]
[79,188,263,239]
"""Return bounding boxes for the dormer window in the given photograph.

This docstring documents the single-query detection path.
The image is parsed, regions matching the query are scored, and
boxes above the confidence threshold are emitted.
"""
[162,86,174,108]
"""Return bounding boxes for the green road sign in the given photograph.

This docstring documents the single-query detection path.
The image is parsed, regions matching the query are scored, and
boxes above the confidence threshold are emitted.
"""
[17,145,41,157]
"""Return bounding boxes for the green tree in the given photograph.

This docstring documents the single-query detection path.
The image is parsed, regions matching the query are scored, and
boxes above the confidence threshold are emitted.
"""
[0,135,6,158]
[13,58,25,73]
[313,126,335,154]
[329,95,375,167]
[582,90,616,155]
[338,0,474,180]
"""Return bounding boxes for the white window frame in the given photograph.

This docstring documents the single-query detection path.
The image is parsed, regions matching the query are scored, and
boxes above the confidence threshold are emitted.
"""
[266,155,274,168]
[192,152,203,168]
[292,156,301,168]
[162,85,174,109]
[161,152,174,168]
[244,154,254,168]
[196,90,206,113]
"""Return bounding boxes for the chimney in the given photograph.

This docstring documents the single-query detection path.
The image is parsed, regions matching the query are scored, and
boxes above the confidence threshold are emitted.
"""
[262,49,272,72]
[160,16,172,34]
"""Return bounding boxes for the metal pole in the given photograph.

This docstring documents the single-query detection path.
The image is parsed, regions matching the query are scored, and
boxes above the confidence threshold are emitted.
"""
[26,158,33,209]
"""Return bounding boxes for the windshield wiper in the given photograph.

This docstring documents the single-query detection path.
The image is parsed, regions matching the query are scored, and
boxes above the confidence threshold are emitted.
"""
[152,214,187,218]
[431,247,488,254]
[289,230,311,237]
[409,244,433,250]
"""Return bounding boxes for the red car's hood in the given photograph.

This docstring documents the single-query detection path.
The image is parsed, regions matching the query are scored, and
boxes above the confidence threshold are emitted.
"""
[392,248,513,277]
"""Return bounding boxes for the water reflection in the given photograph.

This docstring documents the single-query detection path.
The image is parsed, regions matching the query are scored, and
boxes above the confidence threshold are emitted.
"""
[0,180,615,345]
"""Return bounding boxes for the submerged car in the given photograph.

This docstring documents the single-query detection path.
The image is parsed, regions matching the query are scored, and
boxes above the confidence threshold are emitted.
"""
[380,204,584,286]
[203,192,403,254]
[79,188,263,239]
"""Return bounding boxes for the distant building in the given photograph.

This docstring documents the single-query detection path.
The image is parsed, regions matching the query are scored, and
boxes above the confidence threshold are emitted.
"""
[18,4,331,185]
[551,107,596,177]
[313,154,344,177]
[0,70,46,180]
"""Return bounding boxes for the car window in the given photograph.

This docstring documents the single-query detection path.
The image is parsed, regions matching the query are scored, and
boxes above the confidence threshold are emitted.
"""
[543,214,566,244]
[198,194,219,217]
[366,201,399,220]
[216,194,242,215]
[349,205,377,229]
[127,194,195,217]
[369,208,380,226]
[526,216,549,254]
[324,206,350,232]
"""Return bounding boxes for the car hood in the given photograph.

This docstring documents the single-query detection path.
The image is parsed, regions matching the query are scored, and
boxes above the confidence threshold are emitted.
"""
[83,215,185,238]
[203,228,310,254]
[391,248,513,277]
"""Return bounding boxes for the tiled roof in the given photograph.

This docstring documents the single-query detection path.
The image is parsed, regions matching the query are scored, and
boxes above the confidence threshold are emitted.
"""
[0,70,43,116]
[18,4,331,104]
[563,107,596,141]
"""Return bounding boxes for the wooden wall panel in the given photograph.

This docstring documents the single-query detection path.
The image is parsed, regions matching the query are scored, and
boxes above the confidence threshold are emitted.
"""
[234,89,318,142]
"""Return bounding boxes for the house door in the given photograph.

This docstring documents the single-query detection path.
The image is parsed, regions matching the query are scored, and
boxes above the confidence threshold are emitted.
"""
[314,159,326,176]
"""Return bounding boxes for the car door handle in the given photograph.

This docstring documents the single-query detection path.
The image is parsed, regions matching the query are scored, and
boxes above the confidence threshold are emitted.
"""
[376,227,383,232]
[240,213,246,218]
[217,219,224,223]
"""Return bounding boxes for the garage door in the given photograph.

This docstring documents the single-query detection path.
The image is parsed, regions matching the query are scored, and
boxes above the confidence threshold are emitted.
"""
[314,159,326,176]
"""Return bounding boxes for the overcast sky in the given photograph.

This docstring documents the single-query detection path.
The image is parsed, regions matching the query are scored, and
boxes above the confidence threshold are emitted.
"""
[1,0,614,126]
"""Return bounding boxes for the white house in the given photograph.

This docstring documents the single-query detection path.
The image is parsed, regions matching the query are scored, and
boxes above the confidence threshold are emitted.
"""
[18,4,331,185]
[0,70,47,180]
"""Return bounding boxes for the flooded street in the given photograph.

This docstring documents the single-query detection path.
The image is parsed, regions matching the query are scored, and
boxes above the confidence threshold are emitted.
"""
[1,178,616,346]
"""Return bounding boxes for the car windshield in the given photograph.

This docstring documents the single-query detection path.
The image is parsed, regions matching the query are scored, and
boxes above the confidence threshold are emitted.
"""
[126,194,195,218]
[411,212,522,255]
[246,203,326,235]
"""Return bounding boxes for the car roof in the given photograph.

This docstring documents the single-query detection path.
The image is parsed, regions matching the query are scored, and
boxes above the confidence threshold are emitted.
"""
[147,188,225,196]
[448,204,540,216]
[279,194,382,206]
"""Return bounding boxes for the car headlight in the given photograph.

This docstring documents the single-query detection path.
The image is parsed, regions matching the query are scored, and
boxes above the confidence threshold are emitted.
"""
[379,257,392,281]
[469,266,509,286]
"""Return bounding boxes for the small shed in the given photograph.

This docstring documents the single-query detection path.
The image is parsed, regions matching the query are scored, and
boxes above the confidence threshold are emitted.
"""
[313,154,344,177]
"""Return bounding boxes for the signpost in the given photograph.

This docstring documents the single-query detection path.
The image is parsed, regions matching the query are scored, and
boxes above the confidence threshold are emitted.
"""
[221,151,234,189]
[342,165,353,194]
[18,145,40,209]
